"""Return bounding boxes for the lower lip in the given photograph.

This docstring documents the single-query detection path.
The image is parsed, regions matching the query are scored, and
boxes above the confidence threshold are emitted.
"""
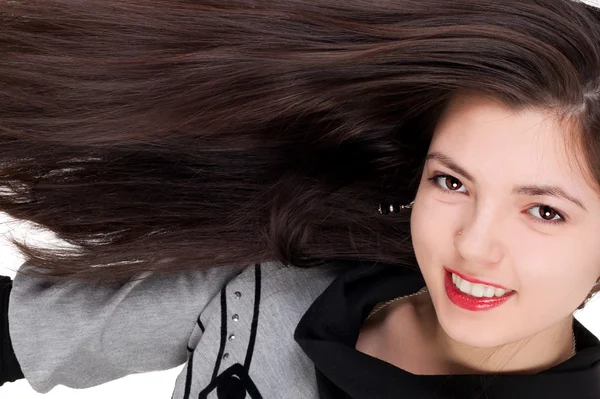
[444,270,515,311]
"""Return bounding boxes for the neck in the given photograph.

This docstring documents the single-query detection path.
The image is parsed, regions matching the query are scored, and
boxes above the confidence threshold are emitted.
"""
[427,303,576,374]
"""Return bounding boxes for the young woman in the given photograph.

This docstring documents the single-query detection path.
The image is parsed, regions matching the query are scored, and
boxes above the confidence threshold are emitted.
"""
[1,0,600,398]
[295,92,600,397]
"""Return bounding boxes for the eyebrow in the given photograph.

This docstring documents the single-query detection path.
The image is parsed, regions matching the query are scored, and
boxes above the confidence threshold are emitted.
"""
[513,185,587,211]
[425,151,587,211]
[425,152,475,181]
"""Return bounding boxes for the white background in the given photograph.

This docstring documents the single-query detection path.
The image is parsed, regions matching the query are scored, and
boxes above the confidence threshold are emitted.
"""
[0,213,598,398]
[583,0,600,8]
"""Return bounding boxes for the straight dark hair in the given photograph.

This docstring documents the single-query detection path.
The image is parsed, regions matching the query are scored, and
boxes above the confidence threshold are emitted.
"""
[1,0,600,288]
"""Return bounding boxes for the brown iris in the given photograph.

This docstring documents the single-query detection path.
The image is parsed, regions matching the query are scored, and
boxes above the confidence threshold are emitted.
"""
[445,176,463,191]
[538,205,558,220]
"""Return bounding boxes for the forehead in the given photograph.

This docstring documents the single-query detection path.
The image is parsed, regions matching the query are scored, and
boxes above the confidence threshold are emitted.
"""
[429,94,592,193]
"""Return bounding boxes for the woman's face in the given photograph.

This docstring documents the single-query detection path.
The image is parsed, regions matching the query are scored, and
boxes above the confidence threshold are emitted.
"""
[411,94,600,348]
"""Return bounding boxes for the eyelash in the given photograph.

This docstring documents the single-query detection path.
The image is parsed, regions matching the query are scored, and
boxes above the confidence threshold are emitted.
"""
[426,174,567,225]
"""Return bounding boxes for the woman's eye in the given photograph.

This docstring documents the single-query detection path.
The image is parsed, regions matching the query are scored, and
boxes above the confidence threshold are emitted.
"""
[429,175,468,193]
[527,205,564,223]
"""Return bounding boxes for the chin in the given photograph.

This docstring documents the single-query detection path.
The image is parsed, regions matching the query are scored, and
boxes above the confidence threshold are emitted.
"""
[424,269,518,349]
[435,313,511,348]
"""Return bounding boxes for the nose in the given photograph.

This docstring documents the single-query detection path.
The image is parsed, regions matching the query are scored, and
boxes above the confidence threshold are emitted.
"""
[455,207,504,265]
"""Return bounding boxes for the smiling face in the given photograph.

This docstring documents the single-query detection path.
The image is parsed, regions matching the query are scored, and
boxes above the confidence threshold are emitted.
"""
[410,94,600,349]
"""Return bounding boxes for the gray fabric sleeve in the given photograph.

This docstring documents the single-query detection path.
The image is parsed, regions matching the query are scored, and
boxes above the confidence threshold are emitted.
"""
[8,262,246,394]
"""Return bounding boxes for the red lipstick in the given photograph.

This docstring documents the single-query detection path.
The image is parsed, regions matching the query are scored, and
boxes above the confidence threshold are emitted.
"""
[444,269,515,311]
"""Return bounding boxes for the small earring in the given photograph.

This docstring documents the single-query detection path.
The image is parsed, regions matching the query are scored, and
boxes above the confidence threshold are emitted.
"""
[378,201,414,215]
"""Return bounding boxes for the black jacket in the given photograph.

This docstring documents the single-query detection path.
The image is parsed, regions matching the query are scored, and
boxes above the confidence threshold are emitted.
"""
[0,276,23,387]
[295,263,600,399]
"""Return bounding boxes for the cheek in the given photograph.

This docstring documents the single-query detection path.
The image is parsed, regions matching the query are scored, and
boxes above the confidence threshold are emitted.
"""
[410,194,456,268]
[513,238,599,305]
[516,252,570,294]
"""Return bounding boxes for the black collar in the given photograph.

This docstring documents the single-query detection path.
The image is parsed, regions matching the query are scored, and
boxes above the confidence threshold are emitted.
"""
[295,262,600,399]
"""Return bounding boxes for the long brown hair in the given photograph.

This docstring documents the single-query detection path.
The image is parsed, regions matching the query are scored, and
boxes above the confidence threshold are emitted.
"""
[1,1,600,294]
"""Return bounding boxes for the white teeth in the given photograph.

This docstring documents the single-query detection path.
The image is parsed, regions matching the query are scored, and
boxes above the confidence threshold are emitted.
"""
[459,279,472,293]
[471,284,485,298]
[451,273,512,298]
[483,286,496,298]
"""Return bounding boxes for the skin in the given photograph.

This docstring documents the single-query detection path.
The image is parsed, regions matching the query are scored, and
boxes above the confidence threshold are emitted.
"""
[357,94,600,375]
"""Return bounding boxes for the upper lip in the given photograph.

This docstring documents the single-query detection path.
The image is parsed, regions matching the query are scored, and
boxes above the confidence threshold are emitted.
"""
[446,267,513,291]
